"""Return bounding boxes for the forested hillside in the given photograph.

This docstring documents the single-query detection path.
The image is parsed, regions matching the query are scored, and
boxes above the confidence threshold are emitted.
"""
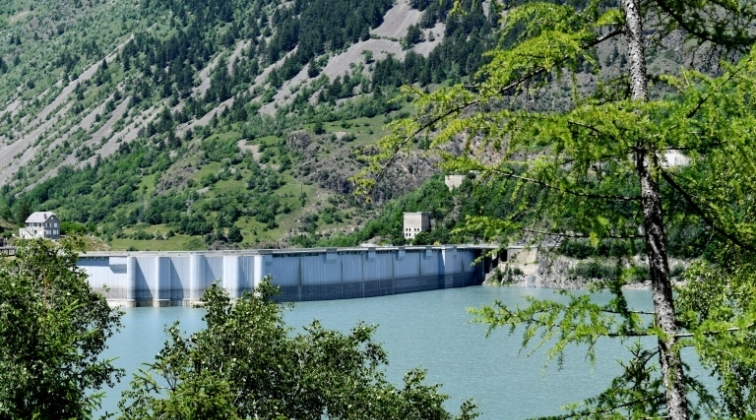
[0,0,679,250]
[0,0,503,250]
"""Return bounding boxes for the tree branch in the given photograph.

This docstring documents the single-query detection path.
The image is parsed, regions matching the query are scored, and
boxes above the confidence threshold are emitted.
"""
[523,228,644,240]
[490,167,642,201]
[683,54,752,119]
[545,395,666,420]
[607,331,654,338]
[661,171,756,254]
[369,29,624,190]
[675,325,754,339]
[567,120,616,142]
[653,0,756,49]
[602,309,656,316]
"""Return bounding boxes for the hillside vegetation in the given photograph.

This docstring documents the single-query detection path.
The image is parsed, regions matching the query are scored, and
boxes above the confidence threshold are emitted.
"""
[0,0,502,250]
[0,0,678,250]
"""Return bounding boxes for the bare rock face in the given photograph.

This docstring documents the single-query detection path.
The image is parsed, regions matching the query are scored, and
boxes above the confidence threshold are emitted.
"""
[209,240,229,250]
[285,131,313,151]
[313,170,355,194]
[504,251,657,290]
[369,150,438,202]
[155,162,197,195]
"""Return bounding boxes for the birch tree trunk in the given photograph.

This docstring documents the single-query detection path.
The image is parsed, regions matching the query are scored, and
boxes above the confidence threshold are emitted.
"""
[621,0,689,419]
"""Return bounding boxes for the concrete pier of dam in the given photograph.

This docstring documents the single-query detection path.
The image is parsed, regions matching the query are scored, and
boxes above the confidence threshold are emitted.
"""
[78,246,497,307]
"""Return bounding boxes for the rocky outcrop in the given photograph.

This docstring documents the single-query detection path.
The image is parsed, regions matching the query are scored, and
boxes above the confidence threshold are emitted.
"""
[494,250,664,290]
[285,130,313,151]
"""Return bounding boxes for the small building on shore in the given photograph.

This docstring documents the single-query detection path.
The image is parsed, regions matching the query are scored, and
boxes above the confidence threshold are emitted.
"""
[403,212,430,240]
[18,212,61,240]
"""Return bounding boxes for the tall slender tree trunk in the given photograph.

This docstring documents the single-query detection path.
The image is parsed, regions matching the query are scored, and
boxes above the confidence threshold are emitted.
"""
[621,0,689,419]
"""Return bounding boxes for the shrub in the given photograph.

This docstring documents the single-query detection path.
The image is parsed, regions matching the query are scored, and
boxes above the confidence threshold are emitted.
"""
[570,260,615,280]
[227,226,243,243]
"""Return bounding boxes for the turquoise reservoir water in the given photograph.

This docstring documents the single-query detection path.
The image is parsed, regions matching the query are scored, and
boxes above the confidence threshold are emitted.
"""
[100,286,710,419]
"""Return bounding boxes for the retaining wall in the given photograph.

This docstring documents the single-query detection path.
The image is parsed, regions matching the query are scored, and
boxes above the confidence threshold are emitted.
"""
[79,246,487,306]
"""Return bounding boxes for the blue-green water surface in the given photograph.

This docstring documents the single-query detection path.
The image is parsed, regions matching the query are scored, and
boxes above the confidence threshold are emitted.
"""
[100,286,711,419]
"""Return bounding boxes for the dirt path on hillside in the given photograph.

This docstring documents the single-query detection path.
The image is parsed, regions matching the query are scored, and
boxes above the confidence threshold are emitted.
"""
[3,99,21,117]
[8,10,30,24]
[57,95,131,168]
[28,100,156,189]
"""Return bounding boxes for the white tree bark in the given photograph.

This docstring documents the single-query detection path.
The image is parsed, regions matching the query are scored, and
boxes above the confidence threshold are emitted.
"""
[621,0,689,419]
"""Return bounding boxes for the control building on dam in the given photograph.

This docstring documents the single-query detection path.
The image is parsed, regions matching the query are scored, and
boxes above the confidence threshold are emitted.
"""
[78,246,496,307]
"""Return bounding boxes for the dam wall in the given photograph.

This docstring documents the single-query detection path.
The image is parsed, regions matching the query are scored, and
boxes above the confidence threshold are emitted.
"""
[78,246,489,306]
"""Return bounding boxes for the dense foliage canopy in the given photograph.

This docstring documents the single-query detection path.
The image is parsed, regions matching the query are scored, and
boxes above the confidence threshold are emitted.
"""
[365,0,756,419]
[118,279,478,420]
[0,239,123,419]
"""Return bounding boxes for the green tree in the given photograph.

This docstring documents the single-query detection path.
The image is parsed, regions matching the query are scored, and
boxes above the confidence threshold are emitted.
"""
[362,49,374,64]
[0,239,123,418]
[227,225,243,243]
[313,119,326,135]
[403,24,424,48]
[363,1,756,419]
[14,201,31,227]
[119,279,477,420]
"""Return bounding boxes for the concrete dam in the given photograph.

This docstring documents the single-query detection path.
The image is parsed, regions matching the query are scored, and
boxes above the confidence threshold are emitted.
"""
[78,246,495,306]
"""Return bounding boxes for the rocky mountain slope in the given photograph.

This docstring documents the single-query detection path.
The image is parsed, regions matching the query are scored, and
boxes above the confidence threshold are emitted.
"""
[0,0,499,250]
[1,0,683,251]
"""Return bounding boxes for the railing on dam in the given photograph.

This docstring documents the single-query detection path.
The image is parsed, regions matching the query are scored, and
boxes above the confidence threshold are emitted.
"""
[78,246,494,307]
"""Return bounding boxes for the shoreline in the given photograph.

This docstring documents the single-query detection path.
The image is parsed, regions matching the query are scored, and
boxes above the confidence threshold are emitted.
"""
[486,251,687,291]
